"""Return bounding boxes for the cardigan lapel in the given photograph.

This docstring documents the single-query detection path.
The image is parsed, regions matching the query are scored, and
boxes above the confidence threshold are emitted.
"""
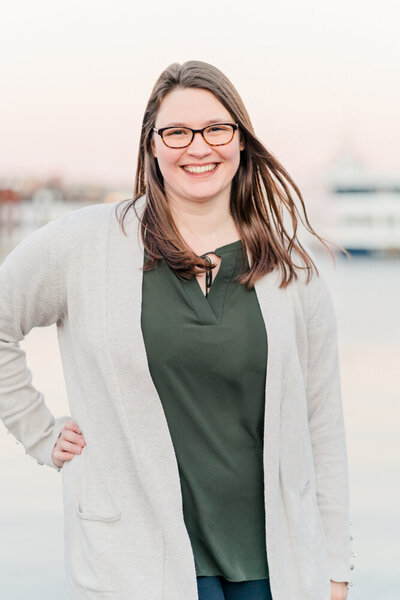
[254,264,292,550]
[106,197,190,532]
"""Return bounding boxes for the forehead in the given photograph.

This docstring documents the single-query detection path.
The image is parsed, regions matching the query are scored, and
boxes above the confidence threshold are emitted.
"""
[156,87,232,127]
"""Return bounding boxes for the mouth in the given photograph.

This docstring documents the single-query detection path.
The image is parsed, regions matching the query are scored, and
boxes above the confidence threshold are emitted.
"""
[180,163,220,177]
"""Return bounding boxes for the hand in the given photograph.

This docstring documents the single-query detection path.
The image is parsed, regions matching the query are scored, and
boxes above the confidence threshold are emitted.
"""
[330,580,349,600]
[52,419,86,469]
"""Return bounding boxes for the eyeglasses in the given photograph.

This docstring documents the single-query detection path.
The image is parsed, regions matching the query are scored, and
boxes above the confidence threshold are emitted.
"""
[152,123,239,149]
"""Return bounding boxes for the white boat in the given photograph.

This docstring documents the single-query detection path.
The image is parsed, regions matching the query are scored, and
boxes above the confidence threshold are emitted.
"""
[324,150,400,256]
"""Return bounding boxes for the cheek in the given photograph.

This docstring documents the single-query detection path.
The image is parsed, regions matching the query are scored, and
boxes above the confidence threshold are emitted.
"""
[219,139,240,161]
[221,146,241,172]
[156,149,182,174]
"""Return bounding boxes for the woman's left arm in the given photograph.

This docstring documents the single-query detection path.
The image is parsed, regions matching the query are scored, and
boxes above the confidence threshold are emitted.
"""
[305,269,354,591]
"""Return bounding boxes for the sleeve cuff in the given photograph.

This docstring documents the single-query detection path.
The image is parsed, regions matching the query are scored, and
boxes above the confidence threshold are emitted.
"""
[29,414,72,471]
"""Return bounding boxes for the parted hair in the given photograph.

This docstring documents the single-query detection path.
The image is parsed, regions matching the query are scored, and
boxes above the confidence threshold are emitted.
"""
[115,60,343,289]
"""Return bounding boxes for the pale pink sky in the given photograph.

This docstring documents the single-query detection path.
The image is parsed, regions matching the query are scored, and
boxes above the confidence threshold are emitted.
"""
[1,0,399,189]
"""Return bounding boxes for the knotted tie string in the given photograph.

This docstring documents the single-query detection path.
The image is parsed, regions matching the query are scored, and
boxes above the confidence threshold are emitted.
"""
[200,252,214,298]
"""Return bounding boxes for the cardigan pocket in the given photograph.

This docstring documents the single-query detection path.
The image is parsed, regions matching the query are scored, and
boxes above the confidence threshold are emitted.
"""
[70,584,119,599]
[311,493,328,556]
[64,452,123,594]
[299,481,329,559]
[71,502,122,594]
[77,504,121,522]
[294,482,330,593]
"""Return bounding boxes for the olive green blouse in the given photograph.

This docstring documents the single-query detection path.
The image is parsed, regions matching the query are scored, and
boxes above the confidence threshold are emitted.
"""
[141,239,269,581]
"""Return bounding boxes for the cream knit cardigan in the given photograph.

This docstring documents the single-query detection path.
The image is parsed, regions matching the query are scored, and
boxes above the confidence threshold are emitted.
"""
[0,196,354,599]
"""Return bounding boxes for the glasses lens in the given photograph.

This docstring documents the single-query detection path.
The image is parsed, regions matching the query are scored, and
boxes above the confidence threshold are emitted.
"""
[162,128,192,148]
[204,124,234,145]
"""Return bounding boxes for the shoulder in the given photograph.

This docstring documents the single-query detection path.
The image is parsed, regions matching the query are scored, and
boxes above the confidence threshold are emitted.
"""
[4,202,119,275]
[287,242,336,320]
[42,201,115,256]
[111,195,147,226]
[0,203,111,272]
[56,201,115,232]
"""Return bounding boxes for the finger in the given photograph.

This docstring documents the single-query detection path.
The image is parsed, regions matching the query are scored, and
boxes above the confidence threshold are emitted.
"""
[53,449,75,462]
[59,439,84,454]
[62,429,86,447]
[65,420,83,434]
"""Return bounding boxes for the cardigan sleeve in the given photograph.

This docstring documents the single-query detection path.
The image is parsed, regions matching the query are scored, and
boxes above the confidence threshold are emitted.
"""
[0,219,72,472]
[305,268,354,584]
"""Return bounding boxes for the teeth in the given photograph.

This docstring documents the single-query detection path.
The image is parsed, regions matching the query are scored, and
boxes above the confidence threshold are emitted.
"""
[183,163,217,173]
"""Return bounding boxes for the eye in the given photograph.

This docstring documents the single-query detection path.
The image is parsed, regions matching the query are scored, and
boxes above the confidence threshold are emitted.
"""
[208,126,227,132]
[164,128,189,137]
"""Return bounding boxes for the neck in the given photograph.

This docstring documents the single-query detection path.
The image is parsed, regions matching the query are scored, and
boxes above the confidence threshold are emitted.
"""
[166,190,240,253]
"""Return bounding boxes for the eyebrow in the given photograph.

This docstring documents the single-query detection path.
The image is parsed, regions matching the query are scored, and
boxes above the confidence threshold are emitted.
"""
[162,118,231,127]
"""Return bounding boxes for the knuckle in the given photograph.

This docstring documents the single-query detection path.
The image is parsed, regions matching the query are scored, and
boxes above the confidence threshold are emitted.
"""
[71,440,82,453]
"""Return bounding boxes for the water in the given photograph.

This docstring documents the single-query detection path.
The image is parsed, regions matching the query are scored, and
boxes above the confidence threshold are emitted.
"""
[0,251,399,599]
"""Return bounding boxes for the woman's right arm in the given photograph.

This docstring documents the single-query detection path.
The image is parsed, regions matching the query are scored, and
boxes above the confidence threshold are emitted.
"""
[0,218,80,471]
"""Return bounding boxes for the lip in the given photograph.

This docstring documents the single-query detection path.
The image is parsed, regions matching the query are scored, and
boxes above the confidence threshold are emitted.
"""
[180,163,220,178]
[180,162,220,167]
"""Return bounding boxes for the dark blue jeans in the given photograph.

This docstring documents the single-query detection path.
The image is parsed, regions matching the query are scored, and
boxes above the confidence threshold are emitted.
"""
[196,576,273,600]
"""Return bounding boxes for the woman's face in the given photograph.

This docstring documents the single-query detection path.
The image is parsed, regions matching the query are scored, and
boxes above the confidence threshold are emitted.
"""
[151,87,245,204]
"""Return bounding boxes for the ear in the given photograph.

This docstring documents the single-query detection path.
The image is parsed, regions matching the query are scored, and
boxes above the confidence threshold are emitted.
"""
[239,133,245,152]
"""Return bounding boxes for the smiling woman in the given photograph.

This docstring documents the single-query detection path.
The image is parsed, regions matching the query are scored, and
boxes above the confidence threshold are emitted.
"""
[112,60,352,600]
[150,88,245,216]
[0,59,353,600]
[120,61,344,291]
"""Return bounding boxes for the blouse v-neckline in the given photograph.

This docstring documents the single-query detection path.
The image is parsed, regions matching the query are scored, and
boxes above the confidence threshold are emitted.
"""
[179,239,244,326]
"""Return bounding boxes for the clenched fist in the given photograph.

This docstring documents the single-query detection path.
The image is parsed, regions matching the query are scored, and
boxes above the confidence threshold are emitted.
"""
[52,419,86,469]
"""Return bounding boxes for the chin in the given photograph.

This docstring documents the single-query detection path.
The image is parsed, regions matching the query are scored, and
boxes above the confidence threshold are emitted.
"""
[184,188,222,201]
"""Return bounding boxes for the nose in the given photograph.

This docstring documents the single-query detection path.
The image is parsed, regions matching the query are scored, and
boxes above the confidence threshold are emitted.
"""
[187,131,212,156]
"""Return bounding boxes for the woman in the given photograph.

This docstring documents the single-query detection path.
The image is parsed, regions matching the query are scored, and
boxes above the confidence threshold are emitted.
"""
[0,61,354,600]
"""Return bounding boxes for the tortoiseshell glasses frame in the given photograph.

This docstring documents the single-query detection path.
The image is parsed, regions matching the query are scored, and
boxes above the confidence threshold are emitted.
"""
[152,123,239,149]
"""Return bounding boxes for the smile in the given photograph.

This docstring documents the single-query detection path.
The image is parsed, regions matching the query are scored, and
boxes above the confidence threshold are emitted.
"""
[181,163,219,175]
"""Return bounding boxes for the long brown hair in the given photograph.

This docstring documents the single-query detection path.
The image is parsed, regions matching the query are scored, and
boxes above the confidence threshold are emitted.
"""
[115,60,344,289]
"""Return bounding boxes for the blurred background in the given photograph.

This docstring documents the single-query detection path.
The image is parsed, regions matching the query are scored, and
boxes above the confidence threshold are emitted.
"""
[0,1,399,598]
